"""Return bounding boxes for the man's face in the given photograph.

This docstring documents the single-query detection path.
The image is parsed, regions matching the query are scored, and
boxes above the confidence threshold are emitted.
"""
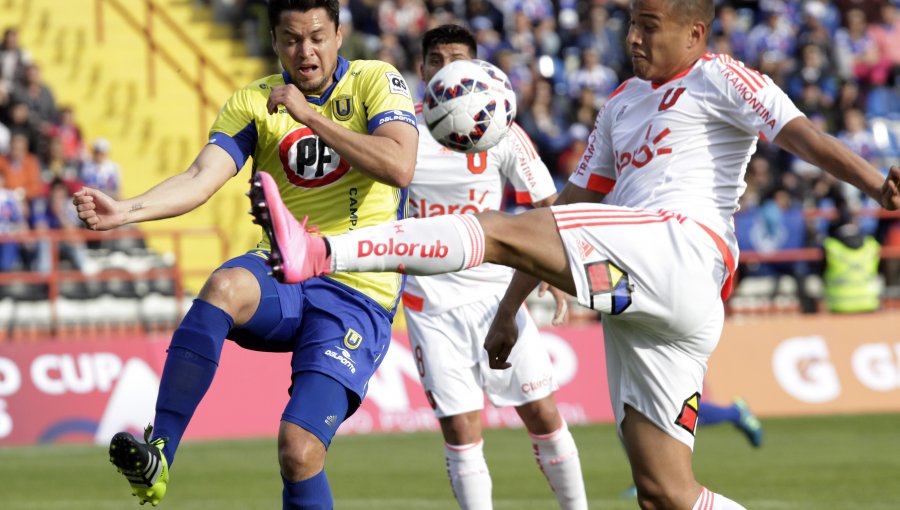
[272,8,343,96]
[627,0,694,84]
[421,43,474,84]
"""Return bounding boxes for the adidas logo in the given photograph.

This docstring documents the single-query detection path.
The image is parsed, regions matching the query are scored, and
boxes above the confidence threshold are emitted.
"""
[324,415,338,428]
[577,239,596,260]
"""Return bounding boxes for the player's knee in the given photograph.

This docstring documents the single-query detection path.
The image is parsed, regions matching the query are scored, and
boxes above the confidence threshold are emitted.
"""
[634,479,695,510]
[199,268,260,321]
[278,434,326,481]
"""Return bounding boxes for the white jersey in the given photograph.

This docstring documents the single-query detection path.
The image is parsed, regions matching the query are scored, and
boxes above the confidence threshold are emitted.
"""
[403,104,557,314]
[569,53,804,260]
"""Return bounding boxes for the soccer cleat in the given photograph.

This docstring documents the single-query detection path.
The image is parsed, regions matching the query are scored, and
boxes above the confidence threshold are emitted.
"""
[733,397,763,448]
[109,425,169,506]
[620,484,638,499]
[248,172,331,283]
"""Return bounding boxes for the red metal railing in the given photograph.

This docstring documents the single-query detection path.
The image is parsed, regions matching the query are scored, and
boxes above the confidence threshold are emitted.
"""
[0,226,228,339]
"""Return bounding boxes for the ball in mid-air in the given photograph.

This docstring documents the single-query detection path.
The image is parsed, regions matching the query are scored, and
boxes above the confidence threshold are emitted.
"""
[423,59,517,154]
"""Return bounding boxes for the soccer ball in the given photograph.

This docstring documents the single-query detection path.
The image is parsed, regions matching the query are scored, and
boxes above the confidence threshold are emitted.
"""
[423,59,517,154]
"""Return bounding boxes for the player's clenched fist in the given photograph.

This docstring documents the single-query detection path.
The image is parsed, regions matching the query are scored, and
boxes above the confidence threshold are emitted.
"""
[73,187,125,231]
[266,84,314,125]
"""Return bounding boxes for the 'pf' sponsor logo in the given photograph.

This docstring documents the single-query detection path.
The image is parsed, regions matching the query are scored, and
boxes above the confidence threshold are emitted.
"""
[358,239,449,258]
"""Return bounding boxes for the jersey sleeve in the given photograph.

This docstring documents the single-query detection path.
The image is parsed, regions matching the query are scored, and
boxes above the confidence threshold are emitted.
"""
[208,86,259,173]
[358,61,417,133]
[703,56,804,141]
[500,123,557,204]
[568,104,617,194]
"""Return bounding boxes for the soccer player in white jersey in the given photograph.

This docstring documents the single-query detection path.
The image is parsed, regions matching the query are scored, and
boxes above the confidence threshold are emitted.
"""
[403,25,587,510]
[252,1,900,508]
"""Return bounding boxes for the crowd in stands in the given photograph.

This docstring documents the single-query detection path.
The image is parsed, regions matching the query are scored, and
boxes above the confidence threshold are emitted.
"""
[0,27,122,279]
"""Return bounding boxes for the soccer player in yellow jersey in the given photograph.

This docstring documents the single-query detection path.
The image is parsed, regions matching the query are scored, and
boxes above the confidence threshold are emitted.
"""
[73,1,418,508]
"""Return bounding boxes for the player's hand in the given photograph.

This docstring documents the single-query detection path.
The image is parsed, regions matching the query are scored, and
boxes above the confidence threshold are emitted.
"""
[538,282,569,326]
[882,166,900,211]
[73,187,124,231]
[267,84,314,125]
[484,310,519,370]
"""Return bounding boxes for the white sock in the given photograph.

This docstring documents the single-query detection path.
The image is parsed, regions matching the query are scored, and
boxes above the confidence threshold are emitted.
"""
[328,214,485,274]
[445,441,492,510]
[692,487,747,509]
[530,421,588,510]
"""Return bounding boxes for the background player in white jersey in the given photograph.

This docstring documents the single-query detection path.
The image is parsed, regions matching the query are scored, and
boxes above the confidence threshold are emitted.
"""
[405,25,587,510]
[74,1,418,508]
[250,0,900,509]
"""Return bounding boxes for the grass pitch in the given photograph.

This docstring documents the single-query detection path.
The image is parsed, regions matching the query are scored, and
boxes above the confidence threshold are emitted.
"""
[1,413,899,509]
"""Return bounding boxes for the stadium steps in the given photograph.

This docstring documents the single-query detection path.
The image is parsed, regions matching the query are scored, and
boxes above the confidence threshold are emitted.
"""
[8,0,270,293]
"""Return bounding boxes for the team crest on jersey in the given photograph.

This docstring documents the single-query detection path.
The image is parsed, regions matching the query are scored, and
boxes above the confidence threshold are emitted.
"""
[333,95,353,121]
[584,260,632,314]
[343,328,363,350]
[675,392,701,435]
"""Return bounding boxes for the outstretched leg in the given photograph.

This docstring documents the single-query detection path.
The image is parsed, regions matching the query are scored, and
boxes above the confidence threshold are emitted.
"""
[250,172,574,291]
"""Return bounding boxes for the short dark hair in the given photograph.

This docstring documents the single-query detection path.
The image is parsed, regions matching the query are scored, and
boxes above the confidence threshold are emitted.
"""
[421,24,477,61]
[267,0,340,32]
[667,0,714,34]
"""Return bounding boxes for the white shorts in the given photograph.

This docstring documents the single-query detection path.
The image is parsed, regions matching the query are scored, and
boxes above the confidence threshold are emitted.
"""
[404,294,557,418]
[552,204,730,449]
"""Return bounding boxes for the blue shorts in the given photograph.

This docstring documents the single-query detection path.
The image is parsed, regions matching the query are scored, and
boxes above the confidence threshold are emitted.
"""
[219,251,393,405]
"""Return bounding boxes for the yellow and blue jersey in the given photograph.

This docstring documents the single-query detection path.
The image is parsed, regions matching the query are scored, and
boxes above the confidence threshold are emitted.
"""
[209,57,416,312]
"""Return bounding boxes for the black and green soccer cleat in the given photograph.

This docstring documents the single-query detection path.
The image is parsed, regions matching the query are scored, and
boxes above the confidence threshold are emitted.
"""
[109,424,170,506]
[734,397,763,448]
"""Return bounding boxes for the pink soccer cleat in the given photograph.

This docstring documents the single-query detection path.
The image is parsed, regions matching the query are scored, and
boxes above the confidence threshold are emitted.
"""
[248,172,331,283]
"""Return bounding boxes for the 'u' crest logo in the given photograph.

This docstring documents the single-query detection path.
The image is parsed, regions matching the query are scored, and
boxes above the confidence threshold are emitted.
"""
[334,95,353,121]
[343,329,363,350]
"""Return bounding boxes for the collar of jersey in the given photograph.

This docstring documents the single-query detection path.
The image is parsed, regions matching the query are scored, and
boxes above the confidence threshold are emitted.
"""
[281,56,350,106]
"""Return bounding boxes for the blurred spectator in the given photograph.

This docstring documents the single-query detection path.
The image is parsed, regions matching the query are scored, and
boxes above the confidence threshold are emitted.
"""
[868,2,900,82]
[378,0,428,42]
[30,177,89,273]
[0,132,44,203]
[6,99,41,154]
[822,215,881,313]
[834,0,885,27]
[0,27,30,95]
[470,16,502,62]
[555,123,590,187]
[42,136,80,186]
[787,44,838,106]
[834,9,891,90]
[47,106,84,164]
[12,63,57,130]
[79,138,121,200]
[575,5,625,76]
[337,8,378,61]
[516,77,569,175]
[746,7,795,68]
[0,170,27,272]
[465,0,503,33]
[567,47,618,102]
[739,156,776,210]
[711,4,750,61]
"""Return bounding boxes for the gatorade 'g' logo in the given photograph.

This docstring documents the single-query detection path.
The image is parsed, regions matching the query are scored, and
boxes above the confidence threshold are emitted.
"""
[343,329,363,350]
[279,127,351,188]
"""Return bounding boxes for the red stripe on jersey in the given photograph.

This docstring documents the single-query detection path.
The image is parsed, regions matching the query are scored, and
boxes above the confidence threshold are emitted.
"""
[415,102,423,114]
[510,123,538,159]
[701,52,715,61]
[657,147,672,155]
[515,191,532,204]
[607,79,631,101]
[758,130,768,141]
[402,292,424,312]
[586,174,615,194]
[554,210,672,222]
[725,63,758,92]
[459,214,484,268]
[694,220,736,301]
[556,217,674,230]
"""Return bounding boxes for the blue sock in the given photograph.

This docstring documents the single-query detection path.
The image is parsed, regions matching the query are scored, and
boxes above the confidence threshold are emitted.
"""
[152,299,232,466]
[283,470,333,510]
[697,401,740,427]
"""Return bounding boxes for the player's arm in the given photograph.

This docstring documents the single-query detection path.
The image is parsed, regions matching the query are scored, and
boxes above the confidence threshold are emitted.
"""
[486,183,606,368]
[774,116,898,209]
[267,85,418,187]
[73,144,236,231]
